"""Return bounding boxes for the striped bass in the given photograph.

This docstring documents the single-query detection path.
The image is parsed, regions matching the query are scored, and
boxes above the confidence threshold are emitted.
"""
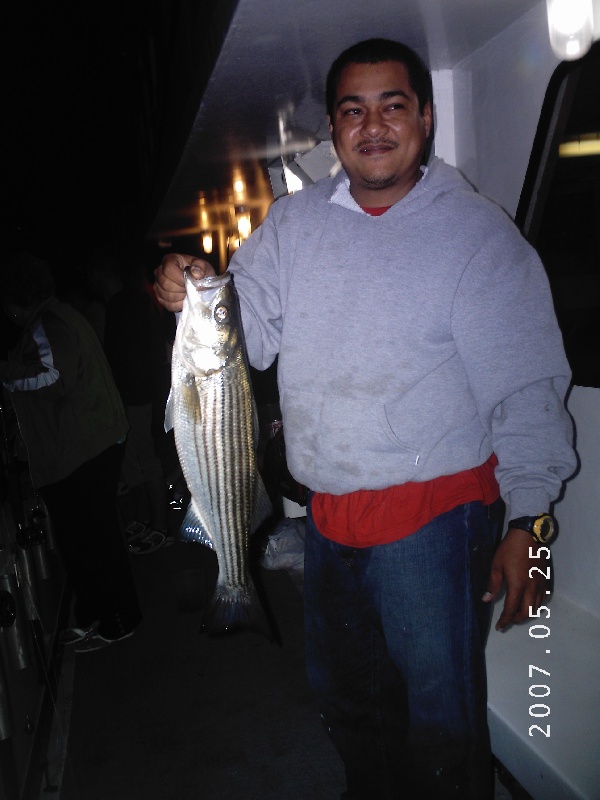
[166,268,271,633]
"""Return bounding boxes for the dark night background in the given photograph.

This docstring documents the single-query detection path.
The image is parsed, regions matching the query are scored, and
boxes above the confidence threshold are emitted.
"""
[4,2,146,262]
[1,0,232,358]
[3,1,226,273]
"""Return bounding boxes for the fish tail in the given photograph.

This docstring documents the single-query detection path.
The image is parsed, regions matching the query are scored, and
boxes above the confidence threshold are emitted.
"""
[200,579,272,639]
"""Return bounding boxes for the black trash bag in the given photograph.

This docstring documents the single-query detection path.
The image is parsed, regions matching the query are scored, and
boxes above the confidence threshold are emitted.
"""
[262,426,309,510]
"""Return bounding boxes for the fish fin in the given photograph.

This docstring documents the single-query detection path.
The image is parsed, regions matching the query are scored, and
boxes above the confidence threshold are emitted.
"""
[180,500,215,549]
[250,472,273,535]
[200,578,272,640]
[164,389,174,433]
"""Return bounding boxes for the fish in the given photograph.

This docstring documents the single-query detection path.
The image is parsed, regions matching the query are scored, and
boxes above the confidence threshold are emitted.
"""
[165,268,272,634]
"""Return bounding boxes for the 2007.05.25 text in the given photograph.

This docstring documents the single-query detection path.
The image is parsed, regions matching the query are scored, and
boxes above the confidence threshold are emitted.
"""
[528,544,552,738]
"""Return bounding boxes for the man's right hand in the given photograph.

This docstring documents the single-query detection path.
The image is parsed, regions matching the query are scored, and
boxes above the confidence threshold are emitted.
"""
[153,253,216,312]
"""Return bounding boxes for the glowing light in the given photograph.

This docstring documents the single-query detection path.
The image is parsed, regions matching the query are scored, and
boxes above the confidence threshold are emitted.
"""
[546,0,594,61]
[202,232,213,253]
[199,195,209,229]
[233,174,246,205]
[236,209,252,241]
[559,134,600,156]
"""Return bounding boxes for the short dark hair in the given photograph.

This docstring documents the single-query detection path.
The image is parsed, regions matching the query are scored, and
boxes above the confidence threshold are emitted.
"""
[326,38,432,118]
[2,252,56,307]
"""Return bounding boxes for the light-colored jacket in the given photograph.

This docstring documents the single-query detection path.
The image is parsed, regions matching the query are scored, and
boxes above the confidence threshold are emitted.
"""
[229,157,576,519]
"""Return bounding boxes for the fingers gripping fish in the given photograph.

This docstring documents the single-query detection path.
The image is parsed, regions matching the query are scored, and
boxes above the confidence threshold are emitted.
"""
[165,269,272,634]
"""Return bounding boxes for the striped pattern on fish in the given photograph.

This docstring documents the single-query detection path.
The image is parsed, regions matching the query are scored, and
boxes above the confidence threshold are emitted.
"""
[166,270,271,633]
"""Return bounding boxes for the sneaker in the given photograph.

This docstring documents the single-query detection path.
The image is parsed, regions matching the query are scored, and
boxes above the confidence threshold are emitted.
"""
[161,531,176,547]
[128,529,165,555]
[74,630,134,653]
[60,623,98,646]
[142,526,174,547]
[124,520,150,540]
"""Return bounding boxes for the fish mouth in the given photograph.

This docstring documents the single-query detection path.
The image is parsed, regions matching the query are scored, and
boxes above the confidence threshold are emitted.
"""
[184,269,231,290]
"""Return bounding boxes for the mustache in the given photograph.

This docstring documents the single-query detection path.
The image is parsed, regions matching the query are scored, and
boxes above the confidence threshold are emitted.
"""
[354,138,398,152]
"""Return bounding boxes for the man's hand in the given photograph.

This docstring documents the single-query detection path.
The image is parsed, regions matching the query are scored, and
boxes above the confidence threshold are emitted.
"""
[153,253,216,312]
[483,528,549,631]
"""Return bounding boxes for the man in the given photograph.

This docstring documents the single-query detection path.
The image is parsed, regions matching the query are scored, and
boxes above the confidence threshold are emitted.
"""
[155,39,576,800]
[1,252,142,652]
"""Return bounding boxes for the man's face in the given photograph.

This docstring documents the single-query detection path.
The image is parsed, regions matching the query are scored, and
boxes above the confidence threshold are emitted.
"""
[328,60,432,207]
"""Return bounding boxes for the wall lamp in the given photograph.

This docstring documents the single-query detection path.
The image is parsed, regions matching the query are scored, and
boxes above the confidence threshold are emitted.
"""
[546,0,596,60]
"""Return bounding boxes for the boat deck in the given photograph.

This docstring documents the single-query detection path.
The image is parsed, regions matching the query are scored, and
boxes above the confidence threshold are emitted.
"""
[37,504,519,800]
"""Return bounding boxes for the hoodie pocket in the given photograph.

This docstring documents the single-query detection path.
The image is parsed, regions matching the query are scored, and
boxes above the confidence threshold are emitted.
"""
[377,403,421,458]
[282,389,421,465]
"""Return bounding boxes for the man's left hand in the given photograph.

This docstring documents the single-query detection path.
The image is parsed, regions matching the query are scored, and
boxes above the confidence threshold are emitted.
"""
[483,528,549,631]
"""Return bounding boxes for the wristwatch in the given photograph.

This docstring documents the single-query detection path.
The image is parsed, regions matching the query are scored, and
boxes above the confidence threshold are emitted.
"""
[508,513,556,544]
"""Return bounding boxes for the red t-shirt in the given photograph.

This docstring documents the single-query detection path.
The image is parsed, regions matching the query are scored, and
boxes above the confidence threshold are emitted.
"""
[311,455,500,547]
[311,203,501,547]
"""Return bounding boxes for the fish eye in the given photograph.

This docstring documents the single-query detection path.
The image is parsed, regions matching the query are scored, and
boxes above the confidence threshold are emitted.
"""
[214,304,229,323]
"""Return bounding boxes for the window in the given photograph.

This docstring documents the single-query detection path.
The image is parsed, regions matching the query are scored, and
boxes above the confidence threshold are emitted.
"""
[517,42,600,387]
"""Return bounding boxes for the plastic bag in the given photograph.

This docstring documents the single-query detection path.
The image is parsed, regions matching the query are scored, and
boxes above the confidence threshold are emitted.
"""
[261,517,305,571]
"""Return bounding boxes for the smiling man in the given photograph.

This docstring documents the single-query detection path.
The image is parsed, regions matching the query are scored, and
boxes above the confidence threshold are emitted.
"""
[328,60,432,205]
[154,39,576,800]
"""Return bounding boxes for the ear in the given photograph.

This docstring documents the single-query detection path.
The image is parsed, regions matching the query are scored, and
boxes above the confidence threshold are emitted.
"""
[422,101,433,138]
[328,115,333,136]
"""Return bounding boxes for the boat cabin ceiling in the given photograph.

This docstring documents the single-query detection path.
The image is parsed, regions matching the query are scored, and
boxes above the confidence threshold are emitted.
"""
[147,0,547,241]
[146,0,600,376]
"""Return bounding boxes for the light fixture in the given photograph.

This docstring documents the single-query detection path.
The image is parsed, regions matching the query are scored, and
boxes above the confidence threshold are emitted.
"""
[235,207,252,242]
[546,0,595,60]
[233,174,246,205]
[559,133,600,156]
[199,195,209,230]
[202,232,213,253]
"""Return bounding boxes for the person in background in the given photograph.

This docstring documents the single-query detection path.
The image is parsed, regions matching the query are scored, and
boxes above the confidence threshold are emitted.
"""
[0,252,142,652]
[85,250,172,553]
[153,39,576,800]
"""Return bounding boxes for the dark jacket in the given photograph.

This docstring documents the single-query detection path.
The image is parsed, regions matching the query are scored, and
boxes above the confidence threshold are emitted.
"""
[1,297,128,488]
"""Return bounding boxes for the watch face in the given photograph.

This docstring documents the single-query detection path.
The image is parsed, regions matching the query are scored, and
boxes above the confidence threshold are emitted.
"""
[533,515,554,542]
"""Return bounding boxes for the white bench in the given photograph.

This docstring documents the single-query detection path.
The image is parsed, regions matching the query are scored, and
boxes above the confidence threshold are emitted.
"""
[486,386,600,800]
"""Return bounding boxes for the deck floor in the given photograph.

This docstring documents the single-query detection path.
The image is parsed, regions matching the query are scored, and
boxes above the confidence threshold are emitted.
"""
[39,501,518,800]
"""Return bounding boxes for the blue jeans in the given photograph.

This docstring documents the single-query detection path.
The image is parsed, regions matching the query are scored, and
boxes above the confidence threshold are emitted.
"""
[304,498,504,800]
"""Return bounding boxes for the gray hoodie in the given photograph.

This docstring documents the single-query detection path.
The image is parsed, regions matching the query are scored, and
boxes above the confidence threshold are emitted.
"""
[229,157,576,519]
